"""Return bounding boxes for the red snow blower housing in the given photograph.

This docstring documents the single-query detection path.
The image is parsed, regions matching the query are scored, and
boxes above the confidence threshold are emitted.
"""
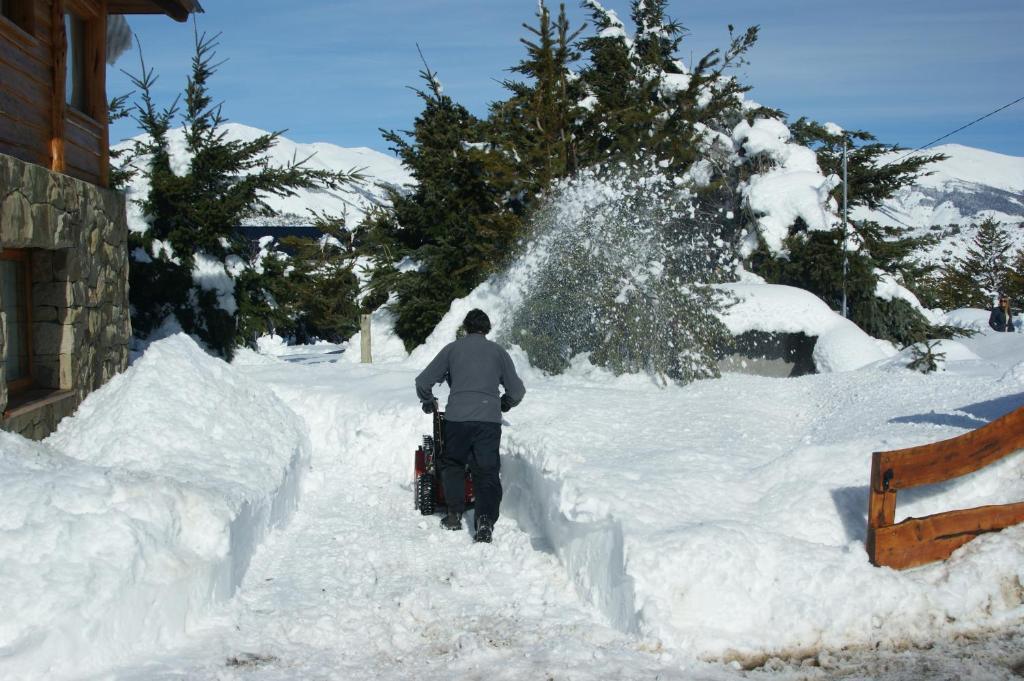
[414,403,474,515]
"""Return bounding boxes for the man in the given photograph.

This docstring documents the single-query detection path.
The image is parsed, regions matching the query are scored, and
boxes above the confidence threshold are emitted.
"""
[989,295,1015,332]
[415,309,526,543]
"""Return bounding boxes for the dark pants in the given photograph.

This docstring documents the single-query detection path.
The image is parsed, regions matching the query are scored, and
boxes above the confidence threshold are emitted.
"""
[441,420,502,522]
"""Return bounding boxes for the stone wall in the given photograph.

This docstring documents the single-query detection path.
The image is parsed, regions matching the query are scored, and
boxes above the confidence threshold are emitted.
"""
[0,152,131,439]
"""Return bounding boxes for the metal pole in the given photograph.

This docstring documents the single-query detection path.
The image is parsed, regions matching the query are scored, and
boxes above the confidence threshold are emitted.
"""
[841,140,849,319]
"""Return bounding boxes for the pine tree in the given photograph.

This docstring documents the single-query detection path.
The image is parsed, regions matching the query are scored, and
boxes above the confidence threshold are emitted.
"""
[935,217,1013,309]
[1003,240,1024,306]
[489,1,585,194]
[491,2,755,383]
[749,120,945,345]
[125,29,360,358]
[576,0,759,176]
[260,212,361,343]
[371,59,525,349]
[108,94,137,190]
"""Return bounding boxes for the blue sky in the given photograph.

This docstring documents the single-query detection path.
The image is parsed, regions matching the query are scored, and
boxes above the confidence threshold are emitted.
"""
[108,0,1024,156]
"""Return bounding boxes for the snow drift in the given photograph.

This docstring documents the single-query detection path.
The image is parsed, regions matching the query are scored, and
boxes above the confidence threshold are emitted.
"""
[717,281,898,372]
[0,335,310,680]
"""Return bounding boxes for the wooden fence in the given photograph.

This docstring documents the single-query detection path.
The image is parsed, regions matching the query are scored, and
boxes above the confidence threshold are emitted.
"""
[866,405,1024,569]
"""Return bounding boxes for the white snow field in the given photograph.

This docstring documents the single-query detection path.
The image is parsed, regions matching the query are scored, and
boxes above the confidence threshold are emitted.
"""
[3,315,1023,679]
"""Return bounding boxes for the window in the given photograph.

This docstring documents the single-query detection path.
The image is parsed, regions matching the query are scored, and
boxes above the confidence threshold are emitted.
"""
[65,12,87,111]
[1,0,35,34]
[1,250,32,394]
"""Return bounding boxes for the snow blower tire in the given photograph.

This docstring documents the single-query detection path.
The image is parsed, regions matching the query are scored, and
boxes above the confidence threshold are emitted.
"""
[416,473,436,516]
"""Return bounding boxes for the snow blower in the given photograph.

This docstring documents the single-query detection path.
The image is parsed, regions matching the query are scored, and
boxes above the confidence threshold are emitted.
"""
[414,403,474,515]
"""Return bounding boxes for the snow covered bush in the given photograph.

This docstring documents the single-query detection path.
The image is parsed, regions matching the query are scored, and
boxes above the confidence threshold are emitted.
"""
[907,340,946,373]
[742,118,945,346]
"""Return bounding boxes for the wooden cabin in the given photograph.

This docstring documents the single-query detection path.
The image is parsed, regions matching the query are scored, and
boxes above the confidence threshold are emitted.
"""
[0,0,201,187]
[1,0,200,439]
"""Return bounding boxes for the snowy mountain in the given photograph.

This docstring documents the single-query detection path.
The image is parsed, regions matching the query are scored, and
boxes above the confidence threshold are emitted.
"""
[854,144,1024,263]
[116,122,414,231]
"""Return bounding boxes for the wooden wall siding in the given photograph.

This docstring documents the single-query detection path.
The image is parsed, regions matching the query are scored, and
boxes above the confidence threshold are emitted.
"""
[866,405,1024,570]
[0,0,107,186]
[66,109,103,181]
[49,0,67,175]
[87,0,107,186]
[0,11,51,167]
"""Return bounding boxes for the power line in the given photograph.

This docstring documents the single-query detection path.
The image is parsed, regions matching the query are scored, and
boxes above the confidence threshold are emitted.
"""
[876,205,922,232]
[885,94,1024,167]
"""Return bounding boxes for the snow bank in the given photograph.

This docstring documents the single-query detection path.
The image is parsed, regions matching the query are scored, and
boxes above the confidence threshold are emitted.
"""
[942,307,994,333]
[0,335,310,679]
[718,282,896,372]
[502,444,640,635]
[255,334,345,360]
[493,364,1024,664]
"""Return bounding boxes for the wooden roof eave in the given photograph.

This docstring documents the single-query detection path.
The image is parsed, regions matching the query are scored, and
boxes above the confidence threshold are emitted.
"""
[107,0,204,22]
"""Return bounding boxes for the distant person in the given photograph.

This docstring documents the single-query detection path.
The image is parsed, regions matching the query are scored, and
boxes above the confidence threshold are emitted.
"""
[988,295,1015,332]
[415,309,526,543]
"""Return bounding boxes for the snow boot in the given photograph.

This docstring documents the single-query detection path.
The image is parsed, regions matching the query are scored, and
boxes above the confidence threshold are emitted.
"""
[474,515,494,543]
[440,510,462,531]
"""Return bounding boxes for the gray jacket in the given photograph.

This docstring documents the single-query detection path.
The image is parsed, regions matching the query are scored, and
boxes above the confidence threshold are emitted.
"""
[415,333,526,423]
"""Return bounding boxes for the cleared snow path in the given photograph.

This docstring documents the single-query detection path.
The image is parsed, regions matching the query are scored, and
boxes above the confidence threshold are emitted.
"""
[103,355,715,681]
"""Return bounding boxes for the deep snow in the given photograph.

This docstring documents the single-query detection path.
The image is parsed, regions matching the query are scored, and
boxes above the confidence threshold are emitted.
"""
[0,336,309,680]
[3,318,1023,679]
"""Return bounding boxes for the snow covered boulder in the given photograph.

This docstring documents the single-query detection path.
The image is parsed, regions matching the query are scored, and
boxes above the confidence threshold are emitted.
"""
[0,334,310,679]
[718,282,896,374]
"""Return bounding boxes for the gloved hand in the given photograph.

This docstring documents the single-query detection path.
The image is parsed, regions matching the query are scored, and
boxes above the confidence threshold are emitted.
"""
[500,395,514,413]
[421,400,435,414]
